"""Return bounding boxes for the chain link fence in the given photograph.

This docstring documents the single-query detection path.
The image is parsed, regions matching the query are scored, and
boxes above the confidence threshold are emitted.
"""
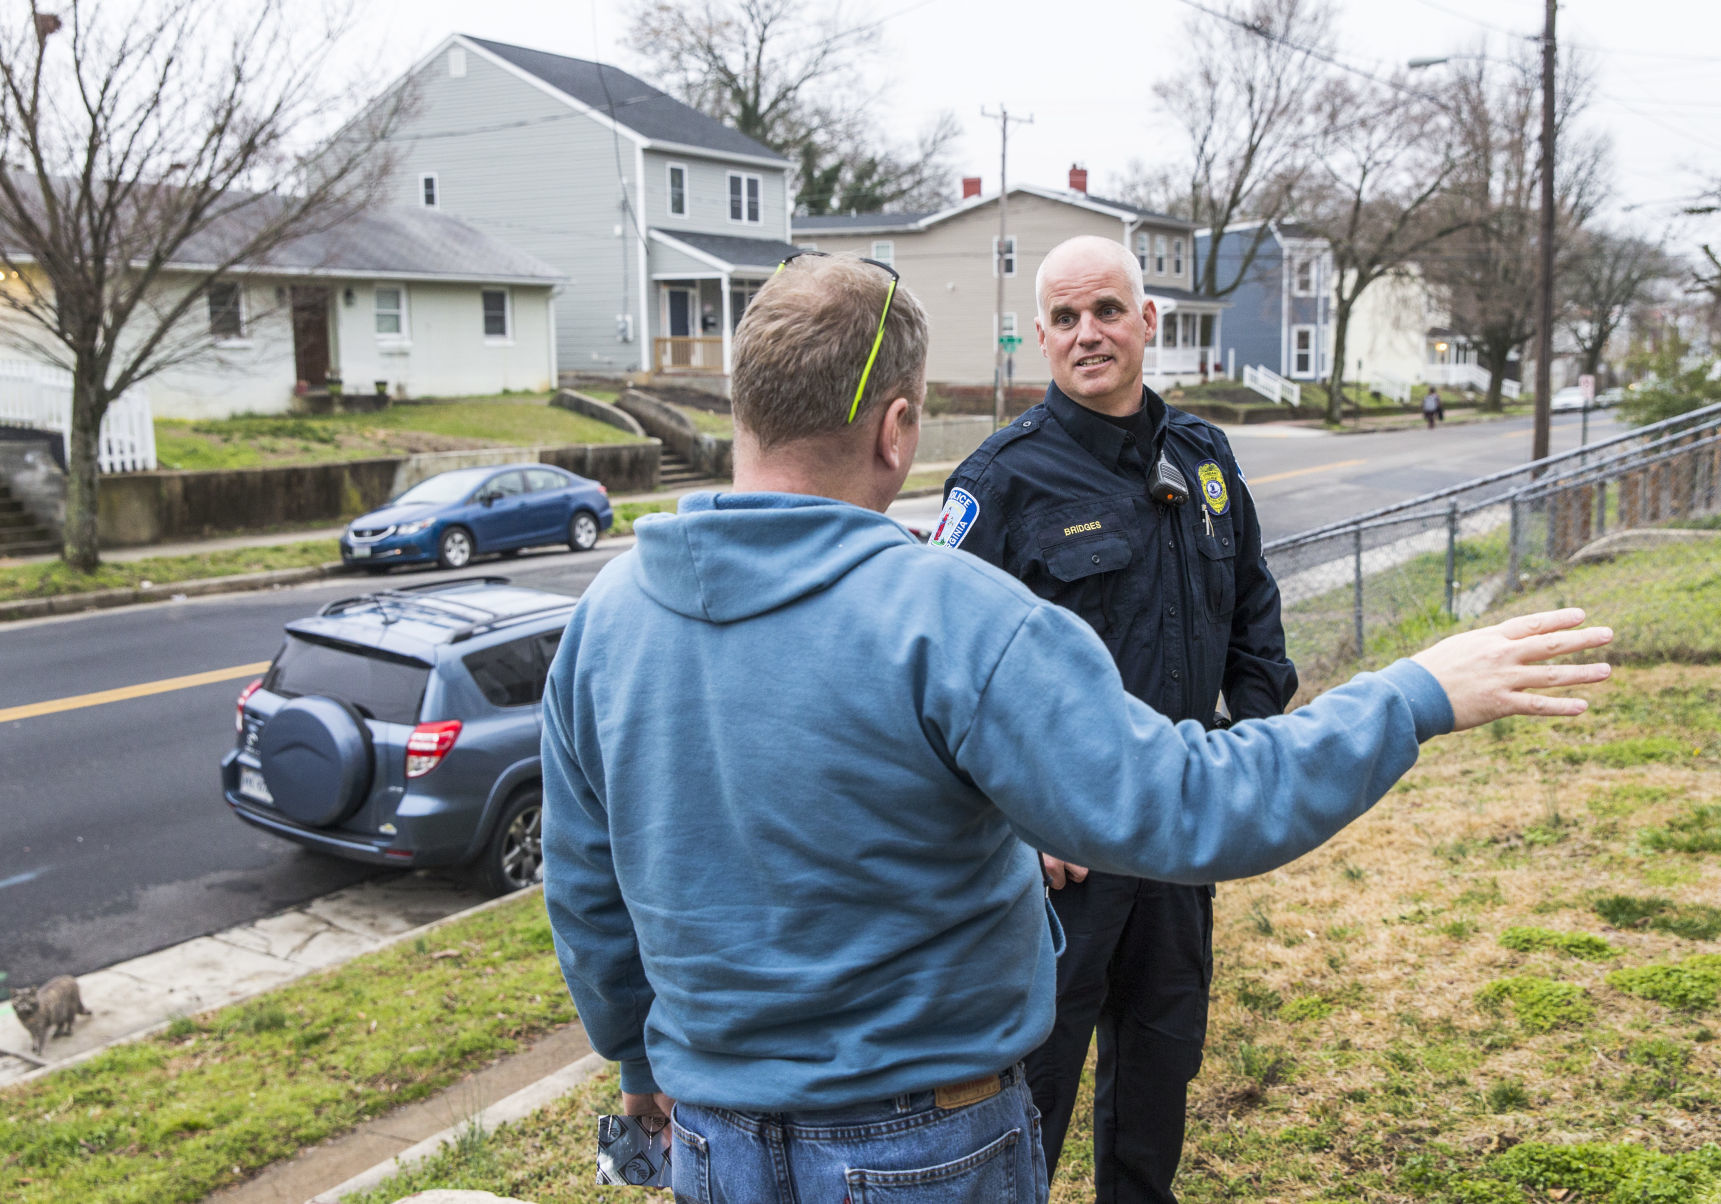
[1265,402,1721,684]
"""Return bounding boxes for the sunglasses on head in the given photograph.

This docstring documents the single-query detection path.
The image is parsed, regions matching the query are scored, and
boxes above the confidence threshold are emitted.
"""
[775,250,901,424]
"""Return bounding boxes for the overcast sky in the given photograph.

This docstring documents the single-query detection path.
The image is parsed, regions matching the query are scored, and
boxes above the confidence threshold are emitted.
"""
[360,0,1720,248]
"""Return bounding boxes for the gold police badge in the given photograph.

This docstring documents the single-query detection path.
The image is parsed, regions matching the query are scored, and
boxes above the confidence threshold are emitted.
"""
[1197,461,1229,516]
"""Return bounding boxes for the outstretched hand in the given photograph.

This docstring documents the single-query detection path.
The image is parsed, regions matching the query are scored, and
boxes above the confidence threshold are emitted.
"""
[1410,608,1612,731]
[623,1090,677,1120]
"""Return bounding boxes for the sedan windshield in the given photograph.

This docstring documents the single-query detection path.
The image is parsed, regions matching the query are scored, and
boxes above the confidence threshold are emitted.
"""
[394,469,494,506]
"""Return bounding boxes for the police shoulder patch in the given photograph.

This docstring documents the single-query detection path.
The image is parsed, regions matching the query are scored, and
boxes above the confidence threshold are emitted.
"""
[929,487,980,549]
[1197,460,1230,516]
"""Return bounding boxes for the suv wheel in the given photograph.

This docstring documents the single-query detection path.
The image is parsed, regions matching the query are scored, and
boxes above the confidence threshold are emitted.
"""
[438,527,474,569]
[475,787,543,896]
[568,511,600,552]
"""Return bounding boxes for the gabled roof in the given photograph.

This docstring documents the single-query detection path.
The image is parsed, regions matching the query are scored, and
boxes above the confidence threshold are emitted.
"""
[793,184,1196,237]
[460,36,786,165]
[649,229,800,273]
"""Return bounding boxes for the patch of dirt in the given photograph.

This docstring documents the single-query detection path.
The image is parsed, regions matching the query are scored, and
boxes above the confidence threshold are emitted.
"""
[351,430,492,454]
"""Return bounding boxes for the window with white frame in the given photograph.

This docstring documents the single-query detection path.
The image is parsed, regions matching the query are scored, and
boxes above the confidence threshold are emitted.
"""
[1172,238,1184,276]
[1154,235,1167,275]
[992,235,1017,277]
[1134,232,1150,270]
[999,312,1019,340]
[1163,311,1179,347]
[420,173,438,209]
[729,282,763,331]
[375,286,407,340]
[207,281,244,341]
[667,163,688,217]
[728,172,762,224]
[1292,325,1315,376]
[1293,256,1316,296]
[482,288,511,340]
[871,240,894,267]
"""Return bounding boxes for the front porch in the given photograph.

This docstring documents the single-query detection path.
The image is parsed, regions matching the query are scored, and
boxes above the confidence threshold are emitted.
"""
[647,228,801,383]
[1144,290,1225,385]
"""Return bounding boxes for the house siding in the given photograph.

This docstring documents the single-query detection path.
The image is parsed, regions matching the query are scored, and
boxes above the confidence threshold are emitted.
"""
[381,44,645,374]
[643,150,789,243]
[1197,228,1285,376]
[336,280,555,398]
[800,193,1129,384]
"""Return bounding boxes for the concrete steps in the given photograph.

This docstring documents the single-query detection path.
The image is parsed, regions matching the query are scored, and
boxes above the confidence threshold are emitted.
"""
[658,448,717,489]
[0,482,56,557]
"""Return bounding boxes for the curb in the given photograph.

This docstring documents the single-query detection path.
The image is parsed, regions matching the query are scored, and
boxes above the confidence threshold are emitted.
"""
[0,563,352,622]
[308,1051,607,1204]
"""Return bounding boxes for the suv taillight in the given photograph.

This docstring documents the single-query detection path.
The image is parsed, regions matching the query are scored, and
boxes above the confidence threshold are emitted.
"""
[406,719,462,778]
[236,678,263,732]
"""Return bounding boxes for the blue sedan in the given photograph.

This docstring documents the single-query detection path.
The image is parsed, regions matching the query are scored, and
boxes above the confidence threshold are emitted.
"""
[340,463,614,570]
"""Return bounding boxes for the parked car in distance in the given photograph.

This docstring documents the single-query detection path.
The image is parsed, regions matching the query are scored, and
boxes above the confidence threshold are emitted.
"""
[341,463,613,571]
[220,578,575,895]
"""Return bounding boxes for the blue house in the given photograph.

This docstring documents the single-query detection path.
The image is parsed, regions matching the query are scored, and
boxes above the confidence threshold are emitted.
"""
[1194,220,1333,383]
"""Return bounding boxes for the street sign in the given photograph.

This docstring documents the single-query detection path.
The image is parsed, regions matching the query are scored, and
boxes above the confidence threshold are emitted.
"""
[999,335,1022,351]
[1579,374,1596,403]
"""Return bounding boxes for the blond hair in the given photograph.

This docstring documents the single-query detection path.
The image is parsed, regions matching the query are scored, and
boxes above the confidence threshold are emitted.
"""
[732,254,929,448]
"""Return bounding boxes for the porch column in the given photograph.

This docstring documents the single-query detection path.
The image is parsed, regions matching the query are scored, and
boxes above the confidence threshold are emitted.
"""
[1155,308,1165,388]
[1214,308,1224,378]
[721,272,733,376]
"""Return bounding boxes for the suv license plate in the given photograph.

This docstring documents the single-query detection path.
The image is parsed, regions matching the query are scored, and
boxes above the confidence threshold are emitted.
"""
[240,767,274,804]
[350,545,371,558]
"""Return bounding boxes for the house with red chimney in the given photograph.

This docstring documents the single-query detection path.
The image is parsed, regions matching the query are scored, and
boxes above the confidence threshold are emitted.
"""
[793,166,1219,389]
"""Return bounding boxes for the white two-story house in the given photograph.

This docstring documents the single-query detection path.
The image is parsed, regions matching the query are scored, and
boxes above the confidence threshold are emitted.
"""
[368,34,796,386]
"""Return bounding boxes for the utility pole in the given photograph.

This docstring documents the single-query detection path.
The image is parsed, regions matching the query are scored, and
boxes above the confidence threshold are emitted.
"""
[981,105,1032,428]
[1531,0,1557,469]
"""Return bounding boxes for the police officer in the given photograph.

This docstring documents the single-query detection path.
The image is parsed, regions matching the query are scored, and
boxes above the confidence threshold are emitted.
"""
[934,235,1297,1203]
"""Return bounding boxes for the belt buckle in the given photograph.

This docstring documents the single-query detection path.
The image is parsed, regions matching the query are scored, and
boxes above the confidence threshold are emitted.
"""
[934,1073,1003,1110]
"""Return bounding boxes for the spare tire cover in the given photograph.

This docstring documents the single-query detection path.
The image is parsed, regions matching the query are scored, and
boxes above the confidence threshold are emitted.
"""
[257,695,374,828]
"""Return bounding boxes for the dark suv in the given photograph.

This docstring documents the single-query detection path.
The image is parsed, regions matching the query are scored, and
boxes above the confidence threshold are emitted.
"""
[220,578,575,895]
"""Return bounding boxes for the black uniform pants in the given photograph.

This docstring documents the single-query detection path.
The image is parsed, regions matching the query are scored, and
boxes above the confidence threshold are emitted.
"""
[1025,873,1214,1204]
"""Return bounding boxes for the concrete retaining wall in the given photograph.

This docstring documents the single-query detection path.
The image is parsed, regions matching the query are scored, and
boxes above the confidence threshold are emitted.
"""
[0,431,67,534]
[551,390,646,437]
[619,390,732,479]
[94,441,661,547]
[913,416,995,465]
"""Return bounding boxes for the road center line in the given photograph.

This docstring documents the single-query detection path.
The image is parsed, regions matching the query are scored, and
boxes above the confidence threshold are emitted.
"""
[0,661,270,725]
[1247,458,1367,486]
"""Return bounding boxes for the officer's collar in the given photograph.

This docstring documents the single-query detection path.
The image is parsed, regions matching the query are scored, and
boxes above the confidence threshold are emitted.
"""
[1043,383,1169,470]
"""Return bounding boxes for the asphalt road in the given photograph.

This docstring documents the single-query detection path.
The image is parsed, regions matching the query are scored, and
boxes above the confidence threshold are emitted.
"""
[1,409,1628,990]
[0,543,629,989]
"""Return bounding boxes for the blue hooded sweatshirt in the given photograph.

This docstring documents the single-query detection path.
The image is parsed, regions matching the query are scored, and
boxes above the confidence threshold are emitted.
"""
[541,491,1452,1111]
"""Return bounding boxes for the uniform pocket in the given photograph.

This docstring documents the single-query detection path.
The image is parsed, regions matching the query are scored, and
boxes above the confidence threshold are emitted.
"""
[1194,523,1237,618]
[670,1117,711,1204]
[846,1128,1020,1202]
[1043,533,1132,582]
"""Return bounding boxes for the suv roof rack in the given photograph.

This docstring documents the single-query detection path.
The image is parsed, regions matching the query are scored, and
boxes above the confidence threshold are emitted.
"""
[314,576,575,645]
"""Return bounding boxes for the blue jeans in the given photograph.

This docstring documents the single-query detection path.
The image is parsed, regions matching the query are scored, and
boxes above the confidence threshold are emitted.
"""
[671,1064,1048,1203]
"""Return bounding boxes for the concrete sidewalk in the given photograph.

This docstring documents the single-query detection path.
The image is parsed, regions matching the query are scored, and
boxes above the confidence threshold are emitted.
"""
[0,879,603,1204]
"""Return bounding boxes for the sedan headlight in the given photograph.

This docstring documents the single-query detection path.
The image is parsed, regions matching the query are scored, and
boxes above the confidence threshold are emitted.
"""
[395,518,433,536]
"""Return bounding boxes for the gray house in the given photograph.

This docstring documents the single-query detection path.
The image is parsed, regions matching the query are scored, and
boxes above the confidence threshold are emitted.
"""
[368,35,795,386]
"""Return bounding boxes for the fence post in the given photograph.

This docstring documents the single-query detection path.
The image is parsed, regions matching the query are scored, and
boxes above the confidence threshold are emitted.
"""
[1444,501,1459,618]
[1352,525,1365,658]
[1506,495,1521,593]
[1595,477,1607,537]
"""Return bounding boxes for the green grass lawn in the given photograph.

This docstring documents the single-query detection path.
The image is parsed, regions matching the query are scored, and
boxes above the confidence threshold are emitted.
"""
[668,403,734,436]
[0,540,342,603]
[0,895,576,1204]
[155,401,644,471]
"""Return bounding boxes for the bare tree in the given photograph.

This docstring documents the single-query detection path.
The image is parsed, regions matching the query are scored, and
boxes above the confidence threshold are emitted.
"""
[1417,48,1606,411]
[1559,226,1670,380]
[1296,77,1470,422]
[1154,0,1336,299]
[1687,183,1721,301]
[626,0,956,214]
[0,0,403,570]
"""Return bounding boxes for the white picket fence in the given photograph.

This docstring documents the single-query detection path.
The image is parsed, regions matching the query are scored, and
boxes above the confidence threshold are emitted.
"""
[1242,363,1301,407]
[1422,362,1521,400]
[0,358,156,472]
[1374,378,1413,405]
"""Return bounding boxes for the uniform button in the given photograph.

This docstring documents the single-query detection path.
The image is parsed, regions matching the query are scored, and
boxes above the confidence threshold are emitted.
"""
[1170,668,1181,680]
[1091,553,1101,564]
[1123,432,1135,444]
[1022,420,1033,428]
[1168,605,1177,617]
[1222,537,1231,547]
[1168,541,1176,552]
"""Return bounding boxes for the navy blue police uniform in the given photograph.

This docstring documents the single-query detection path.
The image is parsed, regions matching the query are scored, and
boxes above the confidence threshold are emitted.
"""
[936,382,1297,1204]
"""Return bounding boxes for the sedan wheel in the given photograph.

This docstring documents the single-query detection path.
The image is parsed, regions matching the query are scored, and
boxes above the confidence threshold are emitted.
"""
[569,511,600,552]
[438,527,474,569]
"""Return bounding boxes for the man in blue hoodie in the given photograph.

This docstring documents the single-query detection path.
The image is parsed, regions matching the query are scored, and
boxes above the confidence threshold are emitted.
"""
[541,252,1610,1204]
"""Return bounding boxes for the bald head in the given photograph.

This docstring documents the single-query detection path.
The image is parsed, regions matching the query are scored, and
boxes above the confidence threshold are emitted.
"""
[1035,236,1145,321]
